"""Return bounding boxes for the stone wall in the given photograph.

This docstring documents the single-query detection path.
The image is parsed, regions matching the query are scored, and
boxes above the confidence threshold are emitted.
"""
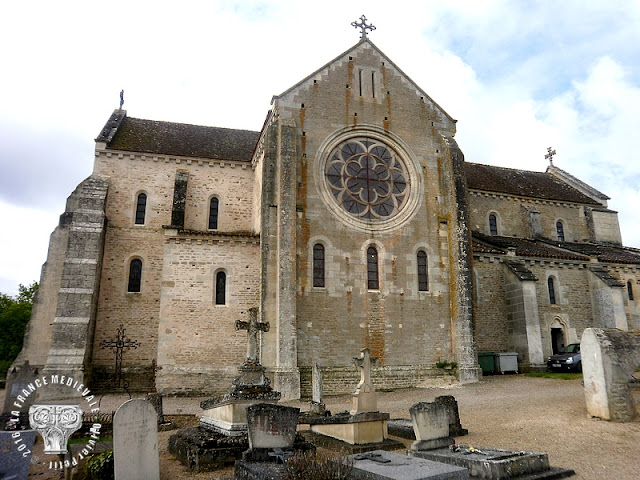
[91,148,257,393]
[469,193,590,242]
[582,328,640,421]
[270,40,463,381]
[473,257,510,353]
[299,365,451,398]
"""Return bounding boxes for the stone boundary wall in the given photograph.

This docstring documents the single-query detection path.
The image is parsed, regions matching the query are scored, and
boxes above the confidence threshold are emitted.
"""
[299,365,451,398]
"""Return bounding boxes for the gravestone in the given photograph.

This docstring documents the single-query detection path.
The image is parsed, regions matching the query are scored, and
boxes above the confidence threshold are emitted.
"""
[348,449,469,480]
[0,430,36,480]
[310,363,326,415]
[305,347,402,452]
[247,404,299,450]
[146,393,164,424]
[199,307,281,436]
[351,348,378,414]
[434,396,468,437]
[2,361,37,420]
[409,402,454,451]
[114,399,160,480]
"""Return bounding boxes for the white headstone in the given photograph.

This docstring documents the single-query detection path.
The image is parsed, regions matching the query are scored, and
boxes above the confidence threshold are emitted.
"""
[351,348,377,415]
[114,399,160,480]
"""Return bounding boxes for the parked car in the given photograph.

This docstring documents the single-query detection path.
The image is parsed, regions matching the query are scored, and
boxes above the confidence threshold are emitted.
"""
[547,343,582,372]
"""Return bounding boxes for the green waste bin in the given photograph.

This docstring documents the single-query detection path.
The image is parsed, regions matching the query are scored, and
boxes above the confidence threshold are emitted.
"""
[478,352,496,375]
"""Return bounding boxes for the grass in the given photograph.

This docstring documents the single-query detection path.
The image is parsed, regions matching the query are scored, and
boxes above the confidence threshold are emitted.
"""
[524,372,582,380]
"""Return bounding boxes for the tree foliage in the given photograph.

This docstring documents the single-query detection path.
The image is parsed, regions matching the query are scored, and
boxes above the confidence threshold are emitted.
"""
[0,282,38,377]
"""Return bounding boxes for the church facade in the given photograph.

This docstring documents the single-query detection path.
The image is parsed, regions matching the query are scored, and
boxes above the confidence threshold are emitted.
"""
[16,36,640,400]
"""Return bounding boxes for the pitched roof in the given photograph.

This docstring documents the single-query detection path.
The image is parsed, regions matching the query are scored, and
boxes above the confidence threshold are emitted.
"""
[97,111,260,162]
[472,232,590,261]
[547,241,640,265]
[465,163,601,205]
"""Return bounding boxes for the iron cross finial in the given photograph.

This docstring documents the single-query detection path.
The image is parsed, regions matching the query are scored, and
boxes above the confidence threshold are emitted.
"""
[352,15,376,39]
[545,147,557,166]
[119,89,124,109]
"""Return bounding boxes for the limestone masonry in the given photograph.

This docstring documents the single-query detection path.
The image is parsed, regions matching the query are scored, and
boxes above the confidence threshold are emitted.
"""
[14,37,640,399]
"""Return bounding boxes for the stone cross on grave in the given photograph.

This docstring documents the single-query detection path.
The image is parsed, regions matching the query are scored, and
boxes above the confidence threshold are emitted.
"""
[235,307,269,365]
[545,147,556,166]
[351,347,378,415]
[352,15,376,39]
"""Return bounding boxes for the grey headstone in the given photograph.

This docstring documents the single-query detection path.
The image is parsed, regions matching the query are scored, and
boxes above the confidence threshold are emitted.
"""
[2,361,37,415]
[0,430,36,480]
[312,363,323,404]
[145,393,164,424]
[246,403,299,449]
[410,402,454,451]
[433,396,468,437]
[114,399,160,480]
[349,450,469,480]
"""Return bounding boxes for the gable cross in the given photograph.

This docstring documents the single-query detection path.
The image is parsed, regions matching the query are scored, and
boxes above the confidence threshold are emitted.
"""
[545,147,556,166]
[352,15,376,39]
[235,307,269,364]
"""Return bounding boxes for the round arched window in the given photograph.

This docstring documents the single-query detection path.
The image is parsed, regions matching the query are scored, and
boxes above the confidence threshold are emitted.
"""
[324,137,410,221]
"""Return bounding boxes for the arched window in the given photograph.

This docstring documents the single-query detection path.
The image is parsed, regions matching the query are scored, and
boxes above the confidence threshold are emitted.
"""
[628,281,634,301]
[128,258,142,293]
[135,193,147,225]
[367,246,379,290]
[489,214,498,236]
[313,244,325,287]
[417,250,428,291]
[215,271,226,305]
[548,277,556,305]
[208,197,219,230]
[556,221,565,242]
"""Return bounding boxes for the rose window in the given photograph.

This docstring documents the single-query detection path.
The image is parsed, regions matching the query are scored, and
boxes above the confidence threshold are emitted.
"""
[325,137,410,220]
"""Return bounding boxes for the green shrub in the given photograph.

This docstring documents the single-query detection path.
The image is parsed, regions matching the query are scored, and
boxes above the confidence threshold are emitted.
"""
[283,450,353,480]
[85,449,114,480]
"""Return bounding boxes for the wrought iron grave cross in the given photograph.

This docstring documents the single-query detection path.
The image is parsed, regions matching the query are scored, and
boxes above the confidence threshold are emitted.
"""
[235,307,269,364]
[352,15,376,39]
[100,324,140,390]
[545,147,556,165]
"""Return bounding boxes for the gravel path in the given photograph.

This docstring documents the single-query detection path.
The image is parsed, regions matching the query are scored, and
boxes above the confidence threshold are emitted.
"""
[5,374,640,479]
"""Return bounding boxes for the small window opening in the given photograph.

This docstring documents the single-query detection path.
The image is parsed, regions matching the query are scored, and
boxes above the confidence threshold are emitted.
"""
[359,69,363,96]
[556,221,565,242]
[313,244,325,287]
[367,246,379,290]
[371,71,375,98]
[489,214,498,236]
[628,281,634,301]
[209,197,219,230]
[128,259,142,293]
[135,193,147,225]
[215,271,226,305]
[417,250,429,292]
[548,277,557,305]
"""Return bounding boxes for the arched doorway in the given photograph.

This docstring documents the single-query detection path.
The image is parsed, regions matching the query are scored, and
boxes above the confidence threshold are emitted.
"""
[550,318,566,354]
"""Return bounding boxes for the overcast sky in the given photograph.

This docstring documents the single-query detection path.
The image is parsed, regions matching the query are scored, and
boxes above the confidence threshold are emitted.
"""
[1,1,639,296]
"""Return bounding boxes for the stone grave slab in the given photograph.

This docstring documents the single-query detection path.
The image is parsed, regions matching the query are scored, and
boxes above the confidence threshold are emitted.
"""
[0,430,36,480]
[410,402,454,451]
[348,450,469,480]
[410,445,575,479]
[114,399,160,480]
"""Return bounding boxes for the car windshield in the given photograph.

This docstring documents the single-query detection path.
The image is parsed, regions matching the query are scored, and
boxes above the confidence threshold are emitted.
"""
[562,344,580,353]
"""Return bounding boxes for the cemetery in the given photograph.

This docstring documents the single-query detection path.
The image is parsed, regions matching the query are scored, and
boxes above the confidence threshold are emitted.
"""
[1,320,639,479]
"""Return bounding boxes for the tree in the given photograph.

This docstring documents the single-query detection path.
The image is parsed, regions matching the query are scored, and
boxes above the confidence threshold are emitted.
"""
[0,282,38,377]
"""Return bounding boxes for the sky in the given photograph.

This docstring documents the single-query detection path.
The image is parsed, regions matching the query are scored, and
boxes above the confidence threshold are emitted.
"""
[1,0,639,296]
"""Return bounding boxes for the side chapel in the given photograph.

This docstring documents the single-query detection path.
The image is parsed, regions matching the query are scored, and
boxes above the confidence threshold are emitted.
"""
[15,21,640,399]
